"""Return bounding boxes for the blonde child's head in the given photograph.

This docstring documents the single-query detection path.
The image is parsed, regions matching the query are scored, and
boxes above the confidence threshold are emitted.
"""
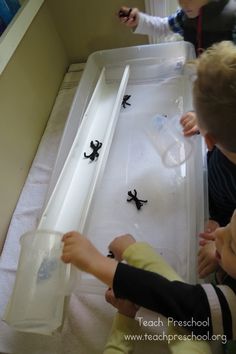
[193,41,236,153]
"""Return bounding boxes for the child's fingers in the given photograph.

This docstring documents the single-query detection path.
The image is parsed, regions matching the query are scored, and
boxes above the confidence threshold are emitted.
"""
[118,7,131,20]
[198,264,212,278]
[61,236,75,246]
[61,248,73,263]
[198,261,207,277]
[198,254,212,274]
[199,239,208,246]
[61,231,75,242]
[182,119,197,131]
[183,126,199,137]
[183,119,195,128]
[105,288,116,305]
[118,7,138,26]
[197,249,206,262]
[180,115,189,125]
[126,17,136,25]
[199,232,215,241]
[62,231,83,243]
[204,220,219,233]
[61,254,70,263]
[120,16,129,23]
[180,111,194,123]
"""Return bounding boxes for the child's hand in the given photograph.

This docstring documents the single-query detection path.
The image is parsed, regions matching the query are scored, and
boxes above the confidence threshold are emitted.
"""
[61,231,103,273]
[118,7,139,28]
[199,220,219,246]
[199,232,215,247]
[204,219,219,234]
[109,234,136,261]
[198,241,219,278]
[61,232,118,287]
[180,111,199,136]
[105,288,139,318]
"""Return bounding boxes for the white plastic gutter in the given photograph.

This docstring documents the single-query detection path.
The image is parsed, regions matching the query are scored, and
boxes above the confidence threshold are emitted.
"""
[38,65,130,233]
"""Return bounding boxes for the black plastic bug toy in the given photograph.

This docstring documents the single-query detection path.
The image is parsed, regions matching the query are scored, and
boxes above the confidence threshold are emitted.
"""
[107,251,115,258]
[84,140,102,161]
[122,95,131,109]
[118,8,132,20]
[127,189,148,210]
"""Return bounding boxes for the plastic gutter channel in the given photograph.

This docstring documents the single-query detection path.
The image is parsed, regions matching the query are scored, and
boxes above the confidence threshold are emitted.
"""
[38,65,130,233]
[2,65,131,335]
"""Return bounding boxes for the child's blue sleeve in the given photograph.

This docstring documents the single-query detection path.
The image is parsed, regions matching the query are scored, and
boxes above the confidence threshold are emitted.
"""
[168,9,184,36]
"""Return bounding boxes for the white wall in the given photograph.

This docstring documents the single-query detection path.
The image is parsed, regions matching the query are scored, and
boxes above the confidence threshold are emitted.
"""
[46,0,147,63]
[0,2,69,252]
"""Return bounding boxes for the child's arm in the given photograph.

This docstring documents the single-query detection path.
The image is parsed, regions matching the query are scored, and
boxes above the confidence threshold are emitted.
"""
[134,9,185,38]
[105,288,139,318]
[104,314,139,353]
[62,232,138,353]
[61,232,232,339]
[108,238,228,338]
[134,12,171,37]
[103,289,139,354]
[112,261,234,339]
[61,231,117,287]
[108,234,136,261]
[103,312,139,354]
[117,6,175,38]
[109,235,182,281]
[104,288,212,354]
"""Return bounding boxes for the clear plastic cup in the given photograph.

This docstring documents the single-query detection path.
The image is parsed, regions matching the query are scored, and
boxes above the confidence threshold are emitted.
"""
[146,115,193,168]
[3,230,75,335]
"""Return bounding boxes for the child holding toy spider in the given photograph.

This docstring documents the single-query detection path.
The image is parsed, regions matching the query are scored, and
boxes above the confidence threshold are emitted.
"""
[118,1,236,56]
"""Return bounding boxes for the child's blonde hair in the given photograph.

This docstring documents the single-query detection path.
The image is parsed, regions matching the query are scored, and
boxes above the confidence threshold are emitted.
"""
[193,41,236,152]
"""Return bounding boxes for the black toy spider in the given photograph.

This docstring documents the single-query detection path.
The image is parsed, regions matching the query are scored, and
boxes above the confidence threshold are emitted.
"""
[122,95,131,109]
[127,189,148,210]
[118,8,132,19]
[107,251,115,258]
[84,140,102,161]
[118,8,132,22]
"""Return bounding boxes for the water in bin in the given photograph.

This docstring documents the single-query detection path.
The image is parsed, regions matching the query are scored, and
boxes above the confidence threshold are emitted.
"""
[3,230,76,335]
[146,115,193,168]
